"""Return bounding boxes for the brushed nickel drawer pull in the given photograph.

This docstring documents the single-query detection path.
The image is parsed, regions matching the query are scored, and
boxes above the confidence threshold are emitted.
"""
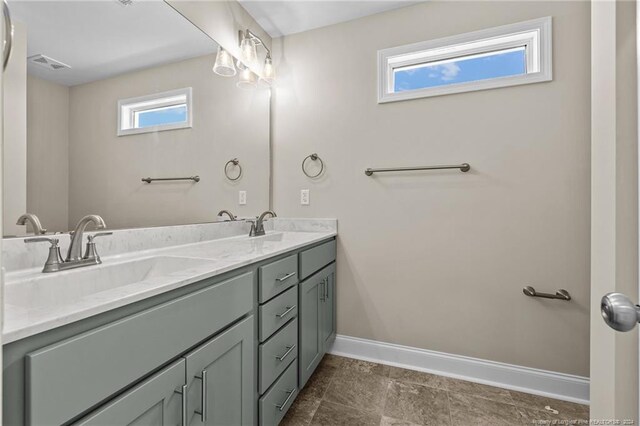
[174,384,188,426]
[276,272,296,282]
[275,344,296,361]
[276,389,296,411]
[195,370,208,422]
[276,305,296,318]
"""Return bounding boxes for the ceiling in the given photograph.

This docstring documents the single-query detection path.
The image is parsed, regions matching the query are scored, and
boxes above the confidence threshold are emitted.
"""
[9,1,217,86]
[238,0,422,37]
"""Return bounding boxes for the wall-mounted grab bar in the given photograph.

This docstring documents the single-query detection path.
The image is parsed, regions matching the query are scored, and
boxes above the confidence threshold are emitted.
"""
[364,163,470,176]
[142,176,200,183]
[523,286,571,301]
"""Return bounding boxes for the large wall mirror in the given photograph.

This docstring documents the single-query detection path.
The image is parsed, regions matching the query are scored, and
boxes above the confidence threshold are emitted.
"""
[3,0,270,237]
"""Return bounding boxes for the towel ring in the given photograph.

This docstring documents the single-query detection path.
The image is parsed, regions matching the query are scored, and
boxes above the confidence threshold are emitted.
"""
[224,158,242,181]
[302,153,324,178]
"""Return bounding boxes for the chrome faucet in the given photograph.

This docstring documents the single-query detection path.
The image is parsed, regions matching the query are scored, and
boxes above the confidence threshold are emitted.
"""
[67,215,107,261]
[249,210,276,237]
[16,213,47,235]
[24,214,112,273]
[217,210,237,221]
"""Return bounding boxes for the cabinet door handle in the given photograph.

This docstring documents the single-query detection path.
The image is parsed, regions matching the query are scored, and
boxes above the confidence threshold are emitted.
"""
[320,280,325,302]
[174,384,188,426]
[325,277,329,299]
[276,305,296,318]
[276,271,296,282]
[195,370,208,422]
[276,389,296,411]
[275,344,297,361]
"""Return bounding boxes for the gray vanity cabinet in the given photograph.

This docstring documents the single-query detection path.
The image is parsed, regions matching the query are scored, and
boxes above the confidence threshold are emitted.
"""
[321,263,337,348]
[184,316,255,426]
[73,359,185,426]
[299,262,336,387]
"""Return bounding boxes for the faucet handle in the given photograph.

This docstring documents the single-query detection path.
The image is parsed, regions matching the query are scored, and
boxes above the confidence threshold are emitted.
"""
[24,237,59,246]
[84,232,112,262]
[24,237,64,273]
[87,232,113,243]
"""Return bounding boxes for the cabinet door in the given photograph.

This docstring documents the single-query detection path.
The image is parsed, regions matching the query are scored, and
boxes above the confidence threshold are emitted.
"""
[73,359,185,426]
[184,316,255,426]
[299,272,323,387]
[321,263,337,349]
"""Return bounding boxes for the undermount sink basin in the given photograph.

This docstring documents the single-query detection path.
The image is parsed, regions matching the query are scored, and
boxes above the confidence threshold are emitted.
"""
[5,256,217,309]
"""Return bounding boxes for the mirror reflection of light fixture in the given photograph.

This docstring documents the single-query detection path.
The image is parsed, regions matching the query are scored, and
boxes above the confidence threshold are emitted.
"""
[213,46,236,77]
[237,67,258,89]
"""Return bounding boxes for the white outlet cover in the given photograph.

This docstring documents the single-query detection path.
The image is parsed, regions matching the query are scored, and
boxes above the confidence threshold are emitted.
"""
[239,191,247,205]
[301,189,310,205]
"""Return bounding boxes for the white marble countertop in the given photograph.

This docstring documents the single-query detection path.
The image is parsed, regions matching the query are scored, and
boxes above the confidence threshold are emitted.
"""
[3,223,336,344]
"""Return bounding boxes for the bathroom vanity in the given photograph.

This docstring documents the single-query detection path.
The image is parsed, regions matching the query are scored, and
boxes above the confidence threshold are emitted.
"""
[2,220,337,425]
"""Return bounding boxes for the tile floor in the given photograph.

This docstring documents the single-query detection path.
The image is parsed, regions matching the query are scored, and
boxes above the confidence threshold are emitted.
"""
[282,355,589,426]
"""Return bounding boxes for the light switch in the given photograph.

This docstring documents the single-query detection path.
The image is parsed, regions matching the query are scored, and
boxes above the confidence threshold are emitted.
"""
[239,191,247,205]
[301,189,310,205]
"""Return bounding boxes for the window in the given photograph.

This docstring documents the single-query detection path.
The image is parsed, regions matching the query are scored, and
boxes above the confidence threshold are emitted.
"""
[378,17,552,103]
[118,88,192,136]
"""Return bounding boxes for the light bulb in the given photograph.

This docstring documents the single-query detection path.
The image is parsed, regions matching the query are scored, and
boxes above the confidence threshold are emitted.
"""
[239,31,258,67]
[237,67,258,89]
[212,46,236,77]
[260,54,275,86]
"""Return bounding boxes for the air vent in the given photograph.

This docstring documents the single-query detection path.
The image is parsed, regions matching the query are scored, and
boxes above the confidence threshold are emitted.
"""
[28,54,71,71]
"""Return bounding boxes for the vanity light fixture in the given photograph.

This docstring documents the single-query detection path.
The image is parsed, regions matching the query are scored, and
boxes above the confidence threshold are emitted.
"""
[238,29,258,68]
[213,46,236,76]
[237,29,275,87]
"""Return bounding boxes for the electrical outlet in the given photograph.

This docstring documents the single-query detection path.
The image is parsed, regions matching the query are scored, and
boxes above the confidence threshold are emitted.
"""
[239,191,247,205]
[300,189,310,205]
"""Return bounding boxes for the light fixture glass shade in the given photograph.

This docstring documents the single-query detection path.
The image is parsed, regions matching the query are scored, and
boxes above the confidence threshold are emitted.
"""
[260,55,275,86]
[239,33,258,67]
[237,67,258,89]
[213,46,236,77]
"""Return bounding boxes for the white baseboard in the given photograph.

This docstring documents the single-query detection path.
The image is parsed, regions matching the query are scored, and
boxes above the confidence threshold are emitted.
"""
[328,334,589,405]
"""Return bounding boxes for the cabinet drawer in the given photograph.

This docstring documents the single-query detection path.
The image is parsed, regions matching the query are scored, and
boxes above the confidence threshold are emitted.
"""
[300,239,336,280]
[25,272,254,426]
[259,254,298,303]
[259,318,298,394]
[259,360,298,426]
[259,286,298,342]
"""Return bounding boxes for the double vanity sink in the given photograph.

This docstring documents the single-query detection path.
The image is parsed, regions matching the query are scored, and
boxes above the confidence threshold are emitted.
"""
[3,219,337,425]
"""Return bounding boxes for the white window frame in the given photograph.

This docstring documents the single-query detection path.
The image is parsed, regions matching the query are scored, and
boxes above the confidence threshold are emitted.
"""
[377,17,552,103]
[117,87,193,136]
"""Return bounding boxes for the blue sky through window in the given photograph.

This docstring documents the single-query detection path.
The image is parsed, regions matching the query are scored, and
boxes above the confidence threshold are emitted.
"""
[136,104,188,128]
[393,48,526,92]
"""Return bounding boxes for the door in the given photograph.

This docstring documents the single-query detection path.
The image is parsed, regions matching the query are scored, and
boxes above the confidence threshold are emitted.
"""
[183,316,255,426]
[299,271,323,387]
[591,0,639,421]
[321,263,336,349]
[73,359,185,425]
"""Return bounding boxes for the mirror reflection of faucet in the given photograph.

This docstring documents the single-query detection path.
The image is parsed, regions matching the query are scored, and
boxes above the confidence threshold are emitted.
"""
[24,214,112,273]
[217,210,237,221]
[16,213,47,235]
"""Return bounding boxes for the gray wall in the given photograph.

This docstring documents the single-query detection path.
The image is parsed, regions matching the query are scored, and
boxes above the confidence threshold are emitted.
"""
[26,76,69,233]
[67,54,270,230]
[271,1,591,376]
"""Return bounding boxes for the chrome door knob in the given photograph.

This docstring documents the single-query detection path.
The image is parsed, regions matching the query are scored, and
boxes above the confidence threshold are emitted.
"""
[601,292,640,332]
